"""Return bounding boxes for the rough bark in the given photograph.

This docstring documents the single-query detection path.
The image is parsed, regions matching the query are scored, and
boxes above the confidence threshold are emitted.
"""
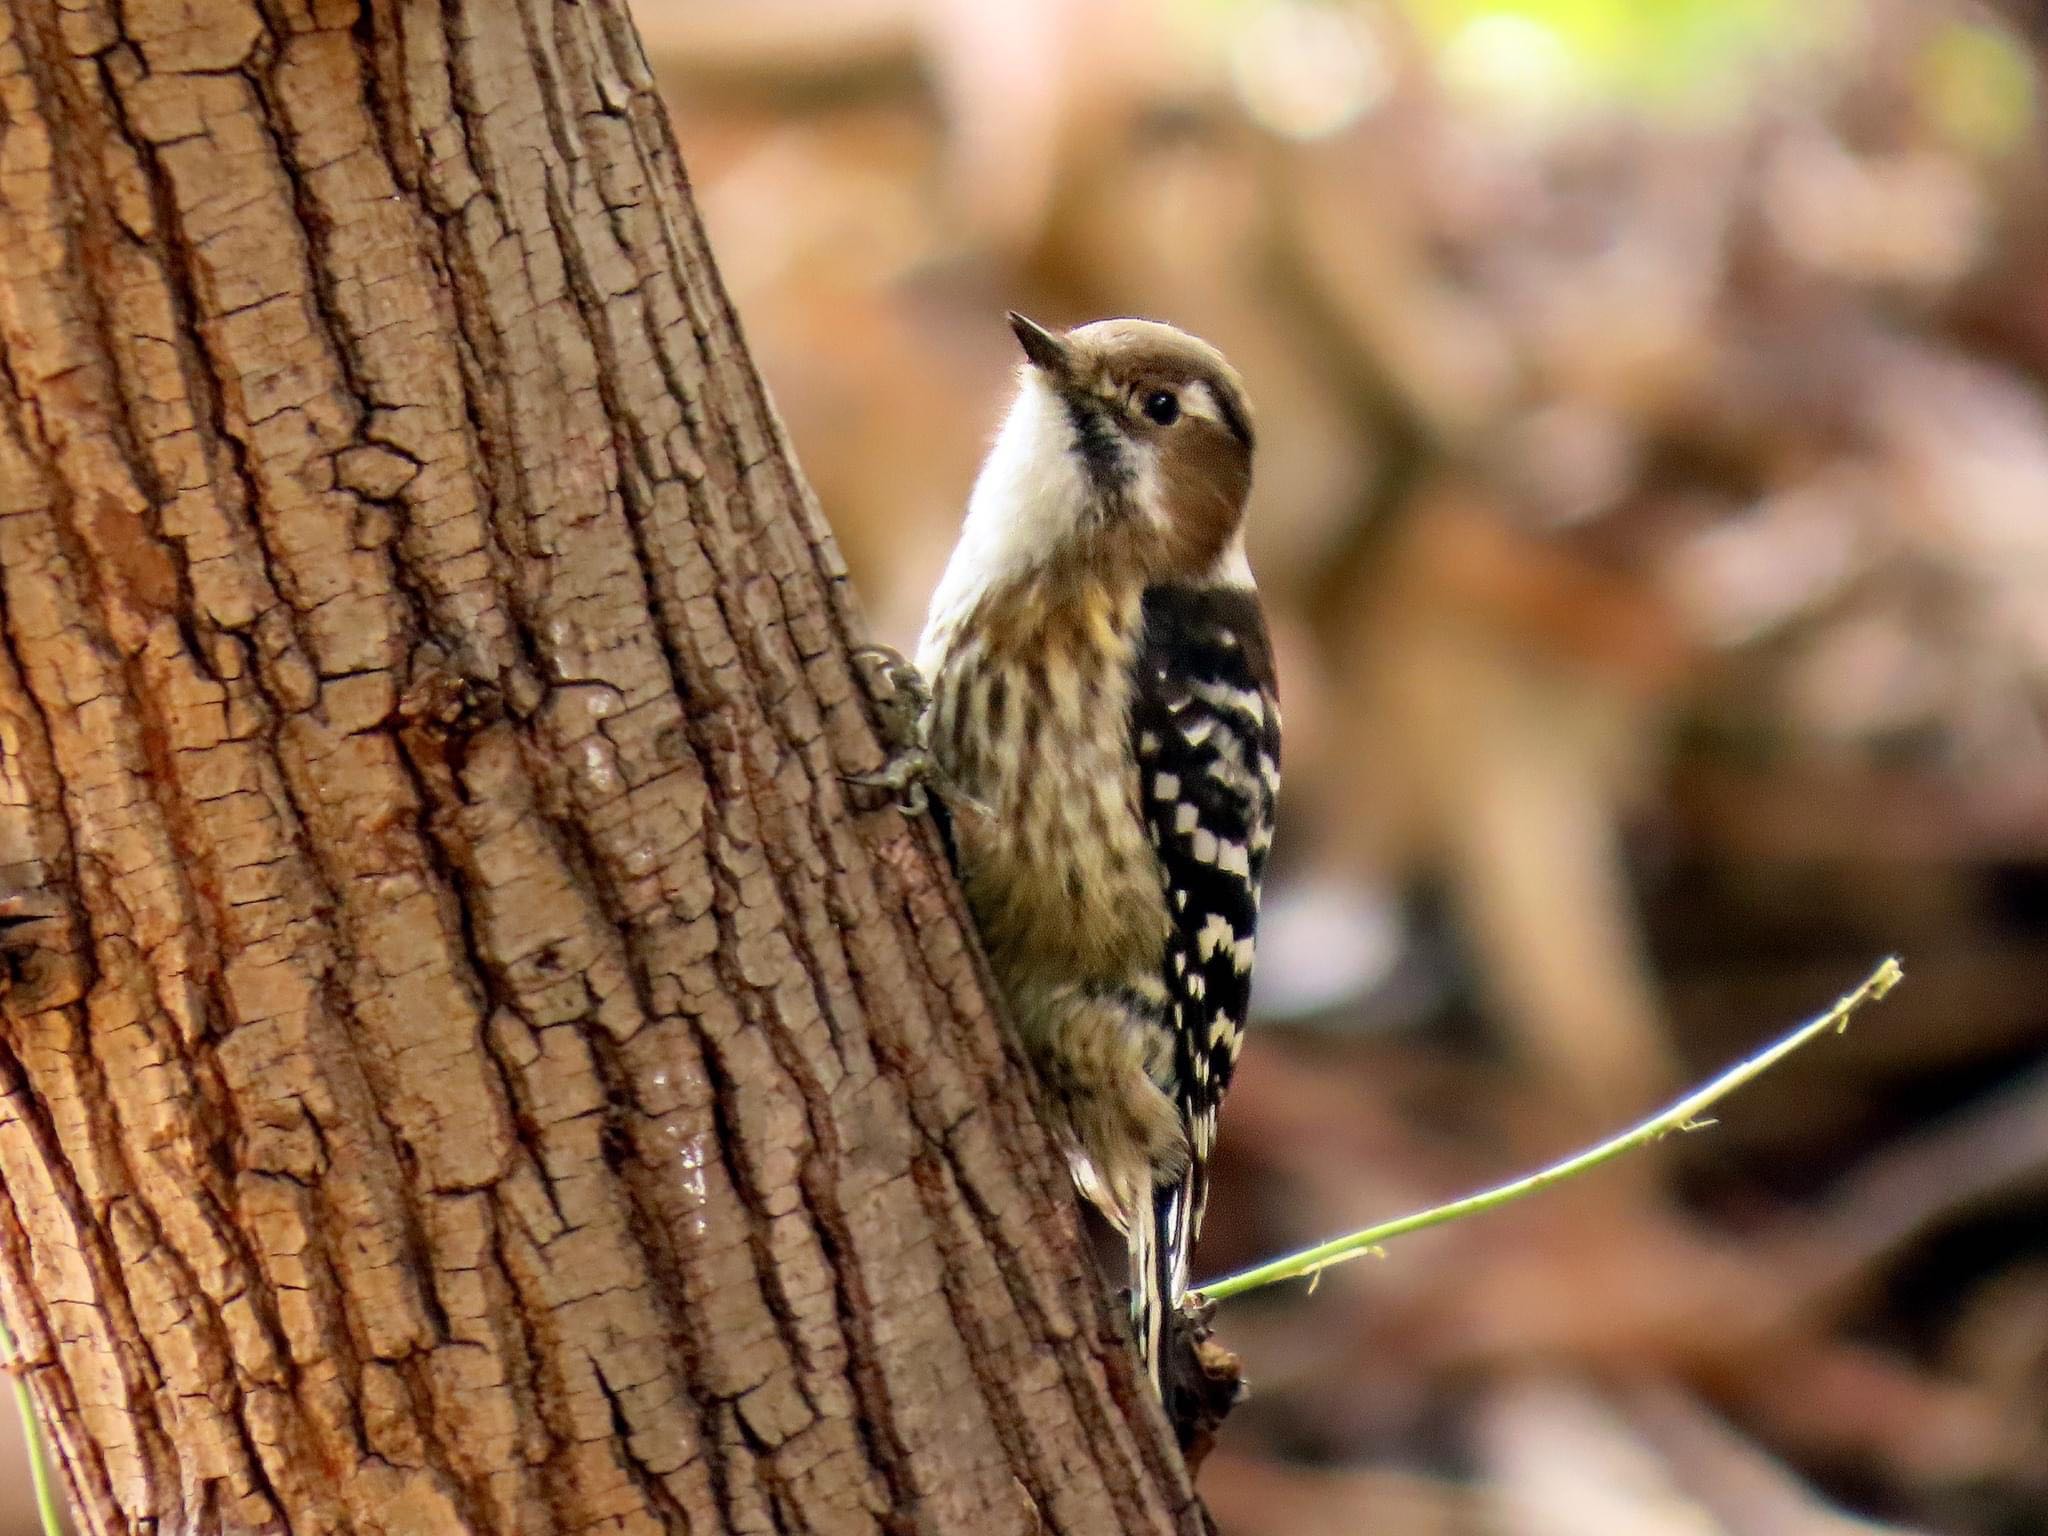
[0,1,1204,1532]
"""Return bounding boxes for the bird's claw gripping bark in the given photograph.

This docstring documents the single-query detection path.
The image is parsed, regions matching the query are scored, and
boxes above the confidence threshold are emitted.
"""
[847,645,993,826]
[852,643,931,744]
[845,748,941,817]
[847,644,939,816]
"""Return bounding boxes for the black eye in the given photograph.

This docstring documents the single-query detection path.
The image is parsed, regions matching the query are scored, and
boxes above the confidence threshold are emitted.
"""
[1142,389,1180,426]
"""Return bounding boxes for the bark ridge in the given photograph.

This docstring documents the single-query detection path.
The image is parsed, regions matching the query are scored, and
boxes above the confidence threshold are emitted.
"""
[0,1,1198,1531]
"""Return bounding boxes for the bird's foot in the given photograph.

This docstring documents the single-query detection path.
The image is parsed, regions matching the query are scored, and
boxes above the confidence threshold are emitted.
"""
[846,644,938,816]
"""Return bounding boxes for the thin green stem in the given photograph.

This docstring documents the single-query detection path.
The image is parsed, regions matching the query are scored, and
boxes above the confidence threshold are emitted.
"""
[1,1321,65,1536]
[1197,956,1905,1304]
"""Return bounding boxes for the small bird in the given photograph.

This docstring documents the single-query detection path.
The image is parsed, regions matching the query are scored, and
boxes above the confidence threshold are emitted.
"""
[913,313,1280,1392]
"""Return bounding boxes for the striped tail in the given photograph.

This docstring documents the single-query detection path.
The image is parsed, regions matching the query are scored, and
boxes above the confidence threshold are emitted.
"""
[1130,1172,1200,1393]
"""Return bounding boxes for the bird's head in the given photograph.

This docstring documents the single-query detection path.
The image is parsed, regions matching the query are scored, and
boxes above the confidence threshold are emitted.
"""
[955,314,1258,594]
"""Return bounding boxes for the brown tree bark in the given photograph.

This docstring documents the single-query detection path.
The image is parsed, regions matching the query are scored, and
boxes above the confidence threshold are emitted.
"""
[0,2,1204,1532]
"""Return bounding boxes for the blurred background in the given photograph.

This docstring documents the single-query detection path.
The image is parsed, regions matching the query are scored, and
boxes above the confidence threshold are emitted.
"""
[638,0,2048,1530]
[8,1,2047,1531]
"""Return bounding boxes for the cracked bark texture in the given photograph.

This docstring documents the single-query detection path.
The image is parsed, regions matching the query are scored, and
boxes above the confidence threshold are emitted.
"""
[0,1,1204,1532]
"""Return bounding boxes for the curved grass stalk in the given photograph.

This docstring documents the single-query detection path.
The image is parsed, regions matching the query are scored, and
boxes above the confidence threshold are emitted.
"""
[1198,957,1905,1303]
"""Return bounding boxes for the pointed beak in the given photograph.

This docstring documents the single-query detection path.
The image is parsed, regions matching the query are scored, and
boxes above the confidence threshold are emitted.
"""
[1007,311,1074,381]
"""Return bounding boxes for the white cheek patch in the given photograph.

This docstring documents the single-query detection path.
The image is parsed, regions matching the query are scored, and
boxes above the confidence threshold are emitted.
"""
[1206,528,1256,590]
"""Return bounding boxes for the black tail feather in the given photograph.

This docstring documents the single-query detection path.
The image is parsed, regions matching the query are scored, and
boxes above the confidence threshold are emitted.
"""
[1132,1175,1198,1392]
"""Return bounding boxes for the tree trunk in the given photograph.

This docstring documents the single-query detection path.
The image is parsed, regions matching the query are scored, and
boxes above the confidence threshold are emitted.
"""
[0,2,1201,1532]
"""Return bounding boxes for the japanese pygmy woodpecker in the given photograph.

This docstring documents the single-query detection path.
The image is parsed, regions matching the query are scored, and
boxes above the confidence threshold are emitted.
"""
[912,313,1280,1389]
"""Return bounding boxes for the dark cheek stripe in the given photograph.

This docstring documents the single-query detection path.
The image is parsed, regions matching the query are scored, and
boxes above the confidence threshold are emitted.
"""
[1062,392,1133,492]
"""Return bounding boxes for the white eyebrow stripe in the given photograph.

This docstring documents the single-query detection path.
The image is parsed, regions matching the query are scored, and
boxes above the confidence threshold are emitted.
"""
[1179,380,1227,426]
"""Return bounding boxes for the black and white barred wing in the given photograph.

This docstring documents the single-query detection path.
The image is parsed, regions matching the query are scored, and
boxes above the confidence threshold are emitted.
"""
[1131,583,1280,1294]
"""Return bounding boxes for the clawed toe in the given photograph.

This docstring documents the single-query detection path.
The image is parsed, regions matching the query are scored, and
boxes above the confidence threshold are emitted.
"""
[844,749,935,817]
[848,645,939,816]
[851,644,932,719]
